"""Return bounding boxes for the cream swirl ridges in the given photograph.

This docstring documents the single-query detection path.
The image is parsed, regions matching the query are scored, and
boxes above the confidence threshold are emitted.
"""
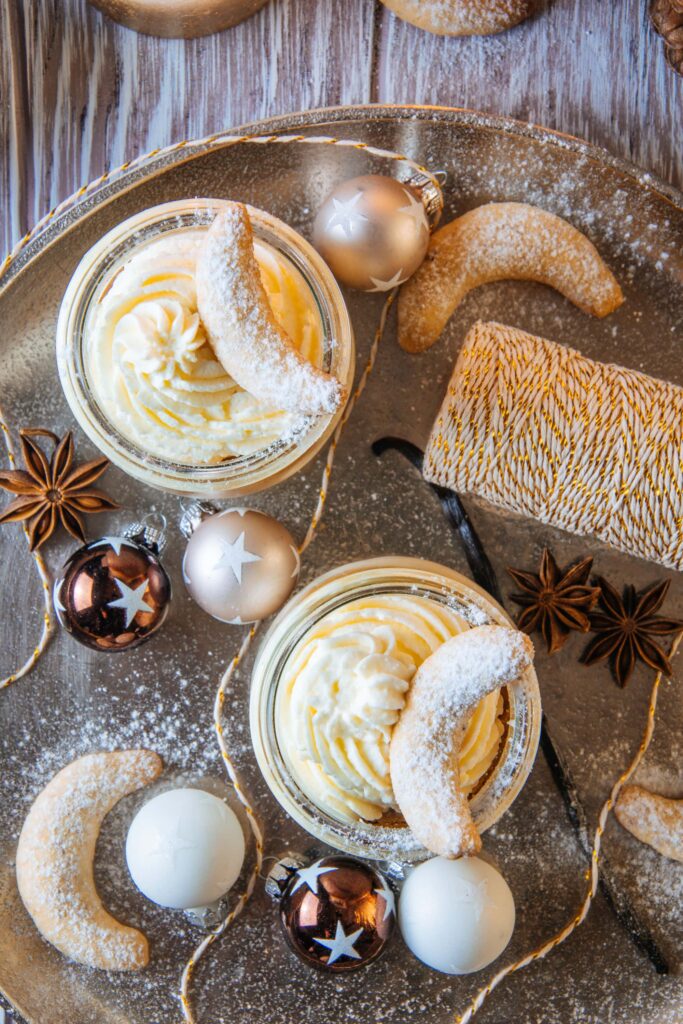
[88,230,323,464]
[197,205,346,415]
[278,594,505,824]
[390,626,534,858]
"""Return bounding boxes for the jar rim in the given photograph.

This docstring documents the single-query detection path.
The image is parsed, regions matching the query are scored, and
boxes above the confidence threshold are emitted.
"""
[56,198,355,497]
[250,556,542,863]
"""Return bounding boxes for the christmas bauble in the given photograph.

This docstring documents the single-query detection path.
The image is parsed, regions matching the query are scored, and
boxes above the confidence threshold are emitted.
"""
[313,174,431,292]
[181,506,299,624]
[53,529,171,651]
[398,856,515,974]
[126,788,245,910]
[278,855,395,971]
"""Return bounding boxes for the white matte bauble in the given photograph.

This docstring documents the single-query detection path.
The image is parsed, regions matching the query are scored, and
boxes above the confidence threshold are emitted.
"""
[398,856,515,974]
[126,788,245,910]
[313,175,430,292]
[182,508,300,624]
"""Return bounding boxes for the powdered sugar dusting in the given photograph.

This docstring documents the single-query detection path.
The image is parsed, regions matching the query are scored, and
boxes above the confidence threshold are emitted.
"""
[390,626,534,857]
[197,205,345,415]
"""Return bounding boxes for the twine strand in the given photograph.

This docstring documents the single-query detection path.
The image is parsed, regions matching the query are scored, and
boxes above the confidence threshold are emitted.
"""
[0,133,442,284]
[455,632,681,1024]
[178,290,396,1022]
[0,415,53,689]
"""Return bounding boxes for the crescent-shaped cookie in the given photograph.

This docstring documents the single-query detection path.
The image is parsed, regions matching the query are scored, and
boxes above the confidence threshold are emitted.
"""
[380,0,532,36]
[196,204,346,416]
[16,749,163,970]
[398,202,624,352]
[390,625,534,857]
[615,784,683,863]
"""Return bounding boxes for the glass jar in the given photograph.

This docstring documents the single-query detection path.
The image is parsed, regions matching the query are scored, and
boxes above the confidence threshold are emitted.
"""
[250,557,542,864]
[56,199,354,497]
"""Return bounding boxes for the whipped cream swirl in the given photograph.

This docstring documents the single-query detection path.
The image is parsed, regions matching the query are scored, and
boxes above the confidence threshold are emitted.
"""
[86,229,323,465]
[277,594,505,825]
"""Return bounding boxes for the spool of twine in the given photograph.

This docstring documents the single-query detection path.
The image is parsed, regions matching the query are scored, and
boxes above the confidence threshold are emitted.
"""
[424,321,683,571]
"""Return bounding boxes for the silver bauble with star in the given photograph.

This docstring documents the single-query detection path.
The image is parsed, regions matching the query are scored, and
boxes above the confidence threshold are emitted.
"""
[313,174,431,292]
[182,508,300,624]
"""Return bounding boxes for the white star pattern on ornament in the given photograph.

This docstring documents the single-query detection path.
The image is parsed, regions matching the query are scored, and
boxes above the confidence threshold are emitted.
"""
[398,188,429,235]
[368,268,408,292]
[451,877,496,923]
[107,578,153,627]
[289,545,301,579]
[90,536,129,556]
[210,532,261,585]
[326,192,368,237]
[146,817,199,870]
[313,920,364,964]
[290,859,335,894]
[374,876,395,922]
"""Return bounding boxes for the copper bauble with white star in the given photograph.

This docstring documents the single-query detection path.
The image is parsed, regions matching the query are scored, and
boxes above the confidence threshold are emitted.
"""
[278,855,395,972]
[313,174,431,292]
[53,529,170,651]
[181,506,300,624]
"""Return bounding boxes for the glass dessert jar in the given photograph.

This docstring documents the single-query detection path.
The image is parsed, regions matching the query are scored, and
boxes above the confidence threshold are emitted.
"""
[56,199,354,497]
[250,557,542,864]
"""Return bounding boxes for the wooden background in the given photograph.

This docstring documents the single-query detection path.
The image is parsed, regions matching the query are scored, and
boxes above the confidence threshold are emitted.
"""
[0,1,681,1021]
[1,0,682,255]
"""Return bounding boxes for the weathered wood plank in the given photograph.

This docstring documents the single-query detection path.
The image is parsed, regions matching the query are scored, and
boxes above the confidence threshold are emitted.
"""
[374,0,683,193]
[0,2,28,251]
[1,0,375,253]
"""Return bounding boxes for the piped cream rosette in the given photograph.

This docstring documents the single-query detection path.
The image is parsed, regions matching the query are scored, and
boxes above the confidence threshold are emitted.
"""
[276,593,506,827]
[87,226,326,465]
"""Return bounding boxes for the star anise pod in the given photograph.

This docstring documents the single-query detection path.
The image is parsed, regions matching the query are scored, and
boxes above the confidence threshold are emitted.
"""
[0,428,119,550]
[507,548,601,655]
[581,577,683,688]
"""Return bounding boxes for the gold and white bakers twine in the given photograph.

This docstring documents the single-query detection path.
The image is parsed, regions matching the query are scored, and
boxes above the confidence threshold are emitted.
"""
[425,321,683,572]
[0,134,678,1024]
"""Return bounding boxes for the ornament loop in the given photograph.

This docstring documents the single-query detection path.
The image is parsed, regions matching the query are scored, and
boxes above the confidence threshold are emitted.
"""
[125,512,168,554]
[179,499,220,539]
[403,170,445,228]
[264,854,306,900]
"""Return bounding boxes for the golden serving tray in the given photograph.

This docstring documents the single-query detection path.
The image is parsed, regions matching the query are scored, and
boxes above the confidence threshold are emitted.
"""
[1,105,681,1024]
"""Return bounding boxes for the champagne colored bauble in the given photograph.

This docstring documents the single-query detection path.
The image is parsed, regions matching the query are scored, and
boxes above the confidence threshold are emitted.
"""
[87,0,269,38]
[398,856,515,974]
[182,507,299,624]
[313,175,431,292]
[53,531,171,651]
[278,856,396,972]
[126,788,245,910]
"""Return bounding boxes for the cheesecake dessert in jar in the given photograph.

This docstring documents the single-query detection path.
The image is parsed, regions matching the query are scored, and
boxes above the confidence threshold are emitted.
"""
[250,558,541,863]
[56,199,354,497]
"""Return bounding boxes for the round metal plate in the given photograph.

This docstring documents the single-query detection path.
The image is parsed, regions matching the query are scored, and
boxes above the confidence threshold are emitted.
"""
[1,105,681,1024]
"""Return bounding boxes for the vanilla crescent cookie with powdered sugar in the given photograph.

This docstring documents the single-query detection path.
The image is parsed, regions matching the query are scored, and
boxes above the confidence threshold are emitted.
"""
[16,749,162,970]
[380,0,532,36]
[616,785,683,864]
[196,204,346,416]
[398,202,623,352]
[390,625,534,858]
